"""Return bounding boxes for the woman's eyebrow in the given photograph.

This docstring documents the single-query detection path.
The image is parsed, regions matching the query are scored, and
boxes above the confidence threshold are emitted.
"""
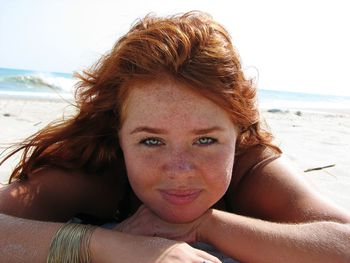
[130,126,167,135]
[191,126,225,135]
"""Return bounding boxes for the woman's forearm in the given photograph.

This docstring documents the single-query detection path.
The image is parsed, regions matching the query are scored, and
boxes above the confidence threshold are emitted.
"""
[0,213,62,263]
[90,227,168,263]
[200,209,350,263]
[0,213,162,263]
[90,226,223,263]
[0,212,221,263]
[0,213,158,263]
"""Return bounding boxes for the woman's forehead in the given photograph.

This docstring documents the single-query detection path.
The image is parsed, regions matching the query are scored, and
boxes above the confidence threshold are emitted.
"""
[120,78,236,131]
[125,78,210,111]
[128,79,198,104]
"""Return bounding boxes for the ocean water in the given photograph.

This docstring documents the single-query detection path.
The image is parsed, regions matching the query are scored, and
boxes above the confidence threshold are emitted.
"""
[0,67,75,99]
[1,67,350,110]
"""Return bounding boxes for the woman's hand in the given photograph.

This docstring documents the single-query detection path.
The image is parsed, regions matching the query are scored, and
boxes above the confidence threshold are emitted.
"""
[92,226,221,263]
[146,239,221,263]
[114,205,210,243]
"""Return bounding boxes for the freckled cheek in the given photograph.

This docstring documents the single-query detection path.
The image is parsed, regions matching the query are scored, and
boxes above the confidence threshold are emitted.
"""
[200,150,235,187]
[123,150,163,186]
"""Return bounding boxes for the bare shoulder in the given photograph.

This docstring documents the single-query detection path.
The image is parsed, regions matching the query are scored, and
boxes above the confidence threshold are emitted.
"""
[0,168,120,221]
[232,156,350,223]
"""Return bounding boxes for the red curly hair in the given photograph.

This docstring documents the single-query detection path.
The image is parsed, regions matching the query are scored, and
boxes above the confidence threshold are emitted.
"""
[2,11,280,183]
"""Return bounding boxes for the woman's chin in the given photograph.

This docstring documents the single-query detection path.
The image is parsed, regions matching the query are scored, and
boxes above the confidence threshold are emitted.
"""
[157,209,205,224]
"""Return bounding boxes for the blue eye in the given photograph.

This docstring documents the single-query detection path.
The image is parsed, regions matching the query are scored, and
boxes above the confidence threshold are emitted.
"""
[195,137,217,145]
[140,138,164,146]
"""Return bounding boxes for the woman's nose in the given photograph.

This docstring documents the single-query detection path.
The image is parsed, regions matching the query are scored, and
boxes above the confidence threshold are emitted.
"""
[162,147,195,176]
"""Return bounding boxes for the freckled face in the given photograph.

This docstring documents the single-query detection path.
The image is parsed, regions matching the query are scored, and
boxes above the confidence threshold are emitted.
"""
[118,78,238,223]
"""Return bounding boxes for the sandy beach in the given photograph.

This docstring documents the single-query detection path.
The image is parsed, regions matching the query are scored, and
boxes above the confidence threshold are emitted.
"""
[263,109,350,212]
[1,96,349,213]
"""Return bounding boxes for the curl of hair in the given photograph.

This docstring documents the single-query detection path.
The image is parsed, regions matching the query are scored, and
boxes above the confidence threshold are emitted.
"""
[2,11,280,183]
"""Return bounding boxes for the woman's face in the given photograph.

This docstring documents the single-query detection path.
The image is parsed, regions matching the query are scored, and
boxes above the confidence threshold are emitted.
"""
[118,77,238,223]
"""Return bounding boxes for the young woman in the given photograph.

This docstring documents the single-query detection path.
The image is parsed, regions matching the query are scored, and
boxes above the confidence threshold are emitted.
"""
[1,11,349,263]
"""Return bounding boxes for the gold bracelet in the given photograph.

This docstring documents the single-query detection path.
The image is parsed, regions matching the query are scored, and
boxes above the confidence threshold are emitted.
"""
[47,223,97,263]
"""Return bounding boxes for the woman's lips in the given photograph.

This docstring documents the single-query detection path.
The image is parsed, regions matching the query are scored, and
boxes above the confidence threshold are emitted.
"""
[159,189,202,205]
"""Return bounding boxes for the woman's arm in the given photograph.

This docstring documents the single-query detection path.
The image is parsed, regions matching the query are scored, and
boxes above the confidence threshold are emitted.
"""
[90,226,222,263]
[0,169,99,262]
[0,213,62,262]
[199,209,350,263]
[0,213,222,263]
[0,168,120,221]
[231,157,350,224]
[114,204,350,263]
[198,157,350,262]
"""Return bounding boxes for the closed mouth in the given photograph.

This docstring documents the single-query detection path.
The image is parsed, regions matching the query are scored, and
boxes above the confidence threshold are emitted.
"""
[158,189,202,205]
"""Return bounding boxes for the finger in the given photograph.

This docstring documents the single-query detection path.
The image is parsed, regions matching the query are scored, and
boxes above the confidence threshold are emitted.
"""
[195,248,221,263]
[198,259,220,263]
[201,256,221,263]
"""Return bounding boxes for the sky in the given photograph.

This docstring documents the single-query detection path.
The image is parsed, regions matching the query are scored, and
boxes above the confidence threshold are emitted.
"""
[1,0,349,96]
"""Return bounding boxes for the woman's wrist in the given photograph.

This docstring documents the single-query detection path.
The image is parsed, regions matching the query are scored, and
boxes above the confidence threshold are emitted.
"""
[90,226,163,263]
[90,227,112,263]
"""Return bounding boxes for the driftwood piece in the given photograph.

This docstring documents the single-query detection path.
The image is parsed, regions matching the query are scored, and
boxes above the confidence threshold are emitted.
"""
[304,164,336,173]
